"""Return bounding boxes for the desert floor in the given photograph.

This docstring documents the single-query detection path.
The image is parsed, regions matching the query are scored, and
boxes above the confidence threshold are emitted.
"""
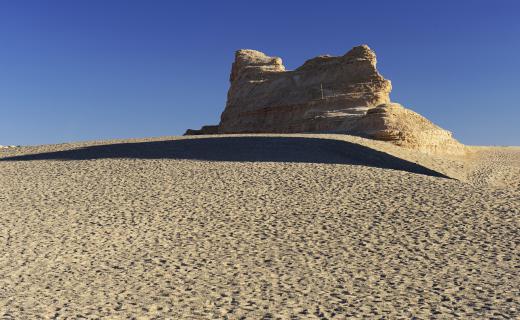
[1,134,519,319]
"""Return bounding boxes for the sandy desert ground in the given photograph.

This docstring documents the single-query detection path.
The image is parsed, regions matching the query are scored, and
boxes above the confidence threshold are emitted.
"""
[0,134,519,319]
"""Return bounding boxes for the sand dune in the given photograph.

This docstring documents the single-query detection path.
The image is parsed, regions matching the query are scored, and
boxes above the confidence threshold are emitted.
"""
[0,134,518,318]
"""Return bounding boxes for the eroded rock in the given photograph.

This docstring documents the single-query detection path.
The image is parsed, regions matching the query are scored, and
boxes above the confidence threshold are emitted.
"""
[343,103,466,155]
[219,45,391,133]
[185,45,465,155]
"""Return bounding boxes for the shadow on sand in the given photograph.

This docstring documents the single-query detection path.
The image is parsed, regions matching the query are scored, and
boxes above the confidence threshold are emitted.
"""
[0,136,449,178]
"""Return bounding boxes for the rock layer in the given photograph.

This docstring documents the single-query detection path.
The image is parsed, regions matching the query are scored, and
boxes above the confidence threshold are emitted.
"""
[186,45,465,155]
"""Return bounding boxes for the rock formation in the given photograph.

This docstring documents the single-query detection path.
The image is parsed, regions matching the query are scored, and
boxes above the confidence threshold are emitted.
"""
[219,45,391,133]
[185,45,465,155]
[183,125,219,136]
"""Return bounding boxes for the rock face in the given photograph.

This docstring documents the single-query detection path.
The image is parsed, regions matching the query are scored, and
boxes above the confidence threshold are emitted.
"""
[219,45,391,133]
[186,45,465,155]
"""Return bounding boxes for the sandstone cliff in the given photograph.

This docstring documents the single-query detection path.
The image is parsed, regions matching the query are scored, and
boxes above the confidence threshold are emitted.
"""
[185,45,465,155]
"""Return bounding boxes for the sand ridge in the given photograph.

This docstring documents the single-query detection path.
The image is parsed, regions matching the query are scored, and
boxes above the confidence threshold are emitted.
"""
[0,134,519,318]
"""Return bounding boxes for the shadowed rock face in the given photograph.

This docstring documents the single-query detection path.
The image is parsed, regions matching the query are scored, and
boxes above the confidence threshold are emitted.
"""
[185,45,465,155]
[183,125,219,136]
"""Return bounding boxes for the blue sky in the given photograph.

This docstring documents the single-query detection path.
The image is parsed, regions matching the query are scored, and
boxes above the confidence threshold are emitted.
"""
[1,0,519,146]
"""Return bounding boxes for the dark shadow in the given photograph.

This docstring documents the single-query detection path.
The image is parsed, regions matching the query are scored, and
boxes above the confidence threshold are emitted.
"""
[0,137,449,178]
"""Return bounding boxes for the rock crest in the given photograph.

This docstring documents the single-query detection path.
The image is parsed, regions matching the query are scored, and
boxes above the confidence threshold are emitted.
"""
[186,45,464,155]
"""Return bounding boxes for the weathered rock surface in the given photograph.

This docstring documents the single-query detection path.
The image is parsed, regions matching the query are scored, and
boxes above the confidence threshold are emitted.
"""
[343,103,465,155]
[219,45,391,133]
[186,45,465,155]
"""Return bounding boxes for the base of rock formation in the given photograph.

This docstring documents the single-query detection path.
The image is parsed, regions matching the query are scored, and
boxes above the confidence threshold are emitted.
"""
[342,103,466,155]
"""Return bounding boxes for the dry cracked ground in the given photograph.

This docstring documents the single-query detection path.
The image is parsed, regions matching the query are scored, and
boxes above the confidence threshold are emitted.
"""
[0,134,519,319]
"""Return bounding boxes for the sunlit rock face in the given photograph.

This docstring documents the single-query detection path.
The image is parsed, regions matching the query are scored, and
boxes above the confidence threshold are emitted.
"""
[219,45,392,133]
[342,103,466,155]
[186,45,465,155]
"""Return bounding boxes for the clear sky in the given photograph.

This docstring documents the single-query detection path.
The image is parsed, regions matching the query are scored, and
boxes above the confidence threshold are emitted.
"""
[1,0,519,146]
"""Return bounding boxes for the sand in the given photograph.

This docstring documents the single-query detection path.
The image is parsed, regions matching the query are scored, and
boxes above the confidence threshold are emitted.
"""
[0,134,518,319]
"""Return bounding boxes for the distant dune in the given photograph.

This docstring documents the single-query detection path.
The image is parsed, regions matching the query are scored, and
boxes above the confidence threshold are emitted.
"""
[0,134,518,318]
